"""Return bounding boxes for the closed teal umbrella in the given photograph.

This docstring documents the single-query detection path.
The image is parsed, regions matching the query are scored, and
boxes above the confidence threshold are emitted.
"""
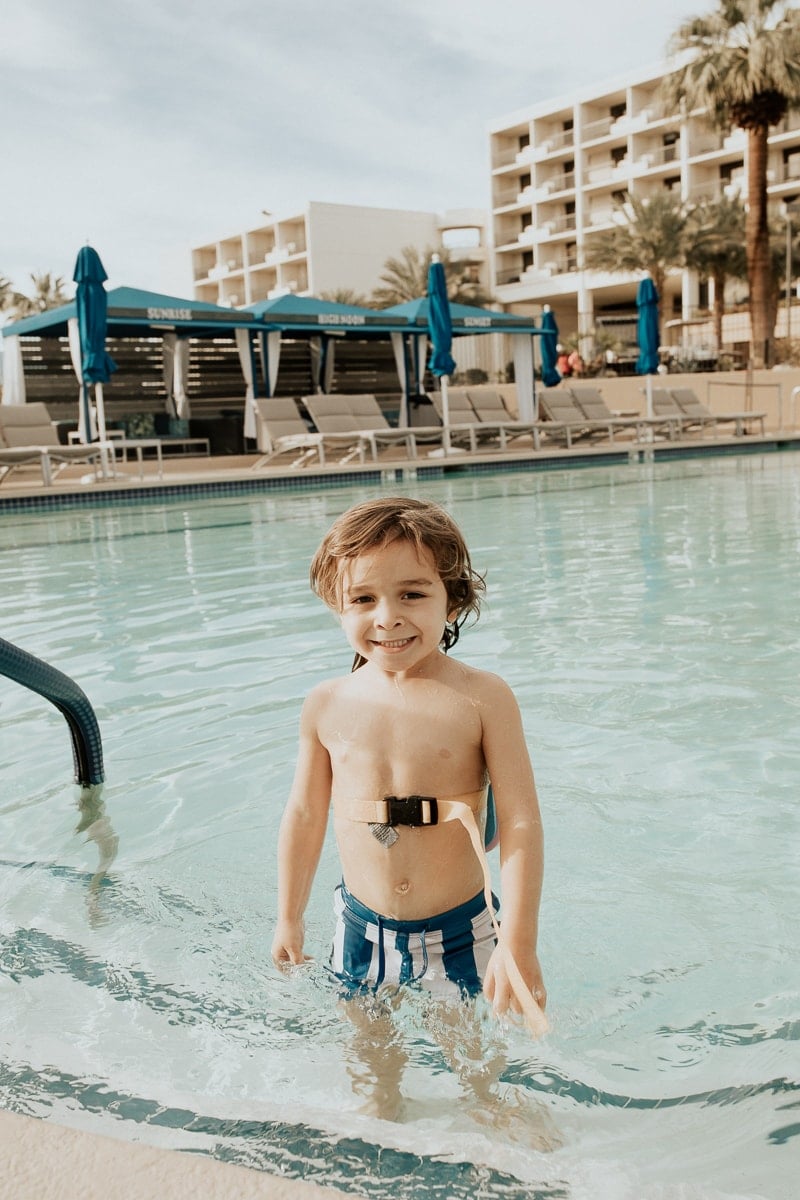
[636,277,660,376]
[539,307,561,387]
[427,255,456,453]
[73,246,117,442]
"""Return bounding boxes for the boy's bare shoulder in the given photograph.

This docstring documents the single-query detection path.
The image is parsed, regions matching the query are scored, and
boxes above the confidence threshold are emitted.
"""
[301,674,350,719]
[456,660,520,710]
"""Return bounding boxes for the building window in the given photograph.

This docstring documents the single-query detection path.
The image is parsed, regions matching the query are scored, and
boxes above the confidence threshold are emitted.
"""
[663,130,679,162]
[520,171,531,190]
[519,132,530,150]
[610,101,627,120]
[611,145,627,166]
[720,160,744,181]
[522,250,534,270]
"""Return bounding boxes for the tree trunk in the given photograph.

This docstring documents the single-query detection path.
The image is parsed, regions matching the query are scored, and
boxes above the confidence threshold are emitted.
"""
[653,268,666,329]
[712,268,725,352]
[746,127,773,367]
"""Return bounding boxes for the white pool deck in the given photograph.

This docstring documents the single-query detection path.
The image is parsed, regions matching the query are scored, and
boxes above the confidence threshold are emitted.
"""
[2,426,799,507]
[0,1108,345,1199]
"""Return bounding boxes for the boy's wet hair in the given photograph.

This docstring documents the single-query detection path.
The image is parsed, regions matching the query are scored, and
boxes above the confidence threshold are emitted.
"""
[310,496,485,662]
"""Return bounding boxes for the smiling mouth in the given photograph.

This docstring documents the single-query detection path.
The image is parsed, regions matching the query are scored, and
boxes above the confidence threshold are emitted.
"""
[373,637,414,649]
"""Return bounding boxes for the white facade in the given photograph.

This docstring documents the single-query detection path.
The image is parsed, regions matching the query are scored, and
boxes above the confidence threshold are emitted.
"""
[488,62,800,357]
[192,202,488,307]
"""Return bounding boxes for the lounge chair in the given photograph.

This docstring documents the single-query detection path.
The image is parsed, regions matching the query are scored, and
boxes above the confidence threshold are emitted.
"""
[568,385,678,441]
[464,387,541,450]
[429,387,515,452]
[303,393,419,460]
[650,387,716,437]
[537,388,619,447]
[670,387,766,437]
[336,392,444,456]
[0,402,115,485]
[252,397,369,467]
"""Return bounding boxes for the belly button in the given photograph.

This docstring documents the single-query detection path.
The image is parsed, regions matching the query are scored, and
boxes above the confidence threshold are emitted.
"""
[396,880,410,894]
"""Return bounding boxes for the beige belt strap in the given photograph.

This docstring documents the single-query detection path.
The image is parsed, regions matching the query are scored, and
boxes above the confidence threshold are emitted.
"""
[334,792,548,1038]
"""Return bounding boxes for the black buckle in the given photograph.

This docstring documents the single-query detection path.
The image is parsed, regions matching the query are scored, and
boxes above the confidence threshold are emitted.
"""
[383,795,438,827]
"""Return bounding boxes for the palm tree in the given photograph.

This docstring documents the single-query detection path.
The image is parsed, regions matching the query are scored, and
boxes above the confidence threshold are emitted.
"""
[317,287,370,308]
[5,271,70,319]
[0,273,13,312]
[684,193,748,350]
[371,245,492,307]
[665,0,800,367]
[583,191,690,321]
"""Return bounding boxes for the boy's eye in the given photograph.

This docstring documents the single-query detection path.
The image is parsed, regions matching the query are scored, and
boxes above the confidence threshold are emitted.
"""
[403,591,426,600]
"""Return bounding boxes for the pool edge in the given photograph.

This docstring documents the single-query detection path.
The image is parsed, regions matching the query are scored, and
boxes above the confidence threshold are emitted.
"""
[0,1108,347,1200]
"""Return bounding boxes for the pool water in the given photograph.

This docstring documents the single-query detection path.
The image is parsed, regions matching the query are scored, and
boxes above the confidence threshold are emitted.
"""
[1,456,798,1200]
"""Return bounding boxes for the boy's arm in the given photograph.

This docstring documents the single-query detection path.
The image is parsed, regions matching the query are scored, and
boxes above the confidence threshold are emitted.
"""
[479,675,546,1017]
[271,689,333,969]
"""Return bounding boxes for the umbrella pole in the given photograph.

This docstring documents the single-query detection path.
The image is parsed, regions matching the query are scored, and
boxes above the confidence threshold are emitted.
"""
[95,383,108,441]
[645,374,653,420]
[441,375,451,455]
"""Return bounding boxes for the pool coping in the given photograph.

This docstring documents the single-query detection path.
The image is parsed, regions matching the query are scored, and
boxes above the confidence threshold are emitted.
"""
[0,1108,347,1199]
[2,431,800,512]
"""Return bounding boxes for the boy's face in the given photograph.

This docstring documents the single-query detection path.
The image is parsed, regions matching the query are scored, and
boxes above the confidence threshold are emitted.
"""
[337,538,454,673]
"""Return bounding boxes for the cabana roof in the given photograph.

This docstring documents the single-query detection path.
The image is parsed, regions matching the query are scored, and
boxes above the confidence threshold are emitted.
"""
[2,286,254,339]
[383,298,541,334]
[245,293,408,335]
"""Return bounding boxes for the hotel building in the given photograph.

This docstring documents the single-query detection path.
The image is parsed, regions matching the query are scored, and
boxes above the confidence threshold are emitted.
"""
[191,201,488,307]
[488,62,800,363]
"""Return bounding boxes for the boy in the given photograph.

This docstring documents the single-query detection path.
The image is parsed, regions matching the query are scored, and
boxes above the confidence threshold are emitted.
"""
[271,496,546,1033]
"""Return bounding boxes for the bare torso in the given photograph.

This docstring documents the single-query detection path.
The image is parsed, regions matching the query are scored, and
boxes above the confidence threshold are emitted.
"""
[315,654,489,919]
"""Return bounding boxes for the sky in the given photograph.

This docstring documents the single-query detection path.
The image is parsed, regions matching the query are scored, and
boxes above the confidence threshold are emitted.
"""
[0,0,699,302]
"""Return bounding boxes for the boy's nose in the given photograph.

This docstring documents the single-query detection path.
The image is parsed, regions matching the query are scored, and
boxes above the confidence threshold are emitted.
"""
[375,600,401,628]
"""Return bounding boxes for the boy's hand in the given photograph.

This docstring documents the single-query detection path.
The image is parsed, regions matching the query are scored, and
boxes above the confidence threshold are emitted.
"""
[483,944,546,1018]
[271,921,312,970]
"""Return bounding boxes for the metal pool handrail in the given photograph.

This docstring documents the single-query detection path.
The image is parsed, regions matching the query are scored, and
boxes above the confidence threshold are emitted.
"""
[0,636,104,788]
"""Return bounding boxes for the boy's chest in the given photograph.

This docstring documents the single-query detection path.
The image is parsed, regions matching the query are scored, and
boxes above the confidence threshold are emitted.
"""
[319,685,482,765]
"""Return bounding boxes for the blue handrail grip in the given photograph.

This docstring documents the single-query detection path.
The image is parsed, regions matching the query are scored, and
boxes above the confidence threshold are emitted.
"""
[0,636,105,786]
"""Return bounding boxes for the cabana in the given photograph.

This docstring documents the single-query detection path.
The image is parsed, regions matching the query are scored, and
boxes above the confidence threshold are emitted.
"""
[382,299,544,421]
[243,294,409,438]
[1,287,255,435]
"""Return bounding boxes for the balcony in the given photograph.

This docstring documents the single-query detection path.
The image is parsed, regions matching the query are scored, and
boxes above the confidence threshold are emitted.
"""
[582,115,615,143]
[531,128,575,158]
[535,172,576,198]
[536,213,578,238]
[585,160,629,185]
[635,145,680,171]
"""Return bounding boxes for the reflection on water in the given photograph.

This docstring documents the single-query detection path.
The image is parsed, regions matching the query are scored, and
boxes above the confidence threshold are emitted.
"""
[1,455,799,1199]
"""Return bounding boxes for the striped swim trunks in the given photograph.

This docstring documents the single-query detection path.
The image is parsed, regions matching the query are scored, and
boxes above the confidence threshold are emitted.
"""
[330,883,499,1000]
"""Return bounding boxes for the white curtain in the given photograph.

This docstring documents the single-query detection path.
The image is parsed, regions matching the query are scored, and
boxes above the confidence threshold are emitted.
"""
[259,330,281,396]
[391,332,408,426]
[322,337,335,393]
[68,317,96,442]
[174,338,190,419]
[512,334,536,421]
[236,327,257,439]
[411,333,428,394]
[308,336,323,392]
[163,334,191,420]
[1,335,26,405]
